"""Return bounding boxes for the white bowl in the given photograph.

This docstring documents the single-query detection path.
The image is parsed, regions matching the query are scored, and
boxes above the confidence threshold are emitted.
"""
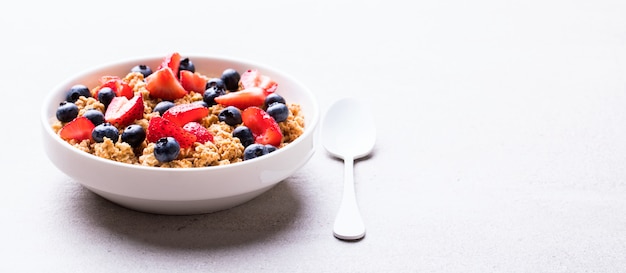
[41,55,319,215]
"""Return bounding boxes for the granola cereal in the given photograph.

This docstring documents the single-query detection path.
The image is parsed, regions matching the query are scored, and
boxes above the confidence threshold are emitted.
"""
[52,56,304,168]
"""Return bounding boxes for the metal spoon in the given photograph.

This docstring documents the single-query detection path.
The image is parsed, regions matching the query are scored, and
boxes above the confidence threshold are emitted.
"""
[321,97,376,240]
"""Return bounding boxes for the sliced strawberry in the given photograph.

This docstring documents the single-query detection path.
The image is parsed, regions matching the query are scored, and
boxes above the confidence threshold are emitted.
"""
[104,95,144,127]
[239,69,257,88]
[179,70,207,93]
[240,69,278,94]
[214,87,266,110]
[157,52,182,77]
[162,103,209,127]
[147,116,196,148]
[93,76,134,99]
[183,122,213,144]
[258,75,278,93]
[241,106,283,147]
[59,116,95,142]
[144,67,188,101]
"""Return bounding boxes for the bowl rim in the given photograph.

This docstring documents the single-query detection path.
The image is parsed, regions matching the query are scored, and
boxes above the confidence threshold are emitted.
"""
[41,54,320,173]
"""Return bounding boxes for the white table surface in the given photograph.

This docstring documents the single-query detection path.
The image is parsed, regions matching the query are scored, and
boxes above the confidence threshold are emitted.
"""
[2,0,626,272]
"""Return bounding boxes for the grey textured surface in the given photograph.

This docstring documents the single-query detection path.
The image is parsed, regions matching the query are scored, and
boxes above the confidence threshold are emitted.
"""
[3,0,626,272]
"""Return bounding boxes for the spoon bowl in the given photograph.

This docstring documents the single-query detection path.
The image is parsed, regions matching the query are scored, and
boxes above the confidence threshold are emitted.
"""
[322,99,376,160]
[321,97,376,240]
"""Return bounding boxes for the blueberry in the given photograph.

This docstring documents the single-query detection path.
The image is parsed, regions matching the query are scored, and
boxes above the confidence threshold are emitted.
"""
[121,124,146,148]
[243,143,270,160]
[203,86,226,106]
[56,101,79,122]
[233,126,255,147]
[66,84,91,102]
[153,101,175,116]
[97,87,116,109]
[221,68,240,91]
[265,144,277,153]
[266,103,289,122]
[83,109,105,126]
[206,78,226,90]
[154,137,180,162]
[92,123,119,143]
[131,64,153,78]
[264,93,286,107]
[179,58,195,74]
[218,106,242,126]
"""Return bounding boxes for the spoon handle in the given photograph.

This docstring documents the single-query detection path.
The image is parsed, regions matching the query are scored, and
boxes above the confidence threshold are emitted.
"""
[333,157,366,240]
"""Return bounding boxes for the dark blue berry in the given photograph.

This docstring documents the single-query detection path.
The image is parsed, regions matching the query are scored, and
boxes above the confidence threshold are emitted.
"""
[218,106,242,126]
[179,58,195,74]
[97,87,116,109]
[153,101,175,116]
[206,78,226,90]
[66,84,91,103]
[266,103,289,122]
[83,109,105,126]
[121,124,146,148]
[154,137,180,162]
[265,144,277,153]
[233,126,254,147]
[92,123,119,143]
[56,101,79,122]
[264,93,286,108]
[221,68,240,91]
[131,64,153,78]
[203,86,226,106]
[243,143,270,160]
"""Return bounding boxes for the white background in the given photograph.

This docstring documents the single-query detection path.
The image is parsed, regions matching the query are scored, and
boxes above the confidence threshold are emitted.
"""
[1,0,626,272]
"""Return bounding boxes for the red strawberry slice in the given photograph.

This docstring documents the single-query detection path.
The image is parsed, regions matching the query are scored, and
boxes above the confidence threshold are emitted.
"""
[104,95,144,127]
[241,106,283,147]
[257,75,278,93]
[144,67,188,101]
[157,52,182,77]
[240,69,278,94]
[180,70,207,93]
[92,76,134,99]
[239,69,258,88]
[183,122,213,144]
[214,87,266,110]
[147,116,196,148]
[59,116,95,142]
[162,103,209,127]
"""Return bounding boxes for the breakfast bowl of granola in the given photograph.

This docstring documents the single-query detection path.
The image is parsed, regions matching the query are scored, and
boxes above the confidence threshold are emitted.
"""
[41,52,319,215]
